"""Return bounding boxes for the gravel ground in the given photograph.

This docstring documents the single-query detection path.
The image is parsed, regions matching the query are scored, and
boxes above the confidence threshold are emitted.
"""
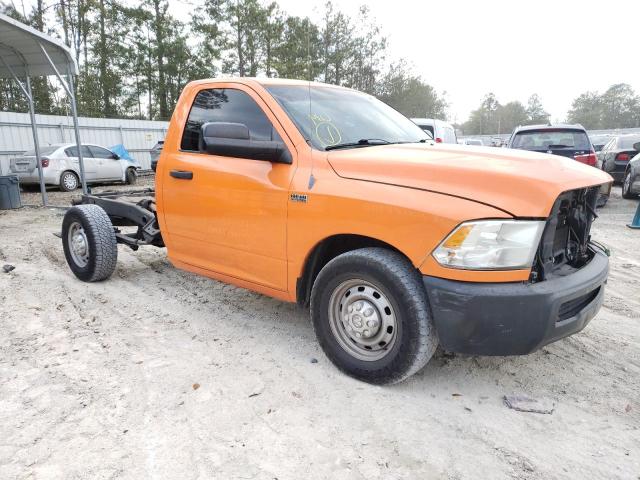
[0,184,638,480]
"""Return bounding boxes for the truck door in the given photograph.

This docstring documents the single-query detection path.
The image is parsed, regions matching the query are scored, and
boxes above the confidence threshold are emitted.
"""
[161,85,295,291]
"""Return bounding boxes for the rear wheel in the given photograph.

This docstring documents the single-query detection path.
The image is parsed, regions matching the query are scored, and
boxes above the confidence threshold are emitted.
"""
[60,171,79,192]
[125,168,137,185]
[62,204,117,282]
[310,248,438,385]
[622,170,637,199]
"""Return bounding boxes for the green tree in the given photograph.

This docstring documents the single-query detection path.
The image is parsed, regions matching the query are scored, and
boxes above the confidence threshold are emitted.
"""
[567,91,602,129]
[377,61,447,119]
[498,101,528,134]
[343,6,386,94]
[272,16,322,80]
[525,94,549,124]
[599,84,640,128]
[320,1,354,85]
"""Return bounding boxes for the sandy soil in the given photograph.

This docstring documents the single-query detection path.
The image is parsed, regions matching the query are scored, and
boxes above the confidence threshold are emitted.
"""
[0,185,639,480]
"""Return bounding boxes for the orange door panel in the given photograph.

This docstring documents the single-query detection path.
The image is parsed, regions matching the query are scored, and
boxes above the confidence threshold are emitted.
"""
[160,84,297,291]
[162,153,291,290]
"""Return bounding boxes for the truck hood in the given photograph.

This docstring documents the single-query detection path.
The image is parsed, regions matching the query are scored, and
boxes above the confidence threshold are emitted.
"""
[326,144,612,217]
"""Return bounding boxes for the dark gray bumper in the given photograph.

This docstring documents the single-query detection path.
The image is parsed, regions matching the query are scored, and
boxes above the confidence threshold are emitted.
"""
[423,249,609,356]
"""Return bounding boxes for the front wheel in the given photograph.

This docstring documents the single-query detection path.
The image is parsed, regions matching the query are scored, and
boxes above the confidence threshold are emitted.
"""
[310,248,438,385]
[622,170,637,199]
[61,204,118,282]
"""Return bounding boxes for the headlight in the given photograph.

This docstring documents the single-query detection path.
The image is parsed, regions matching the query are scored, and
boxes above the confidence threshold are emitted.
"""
[432,220,545,270]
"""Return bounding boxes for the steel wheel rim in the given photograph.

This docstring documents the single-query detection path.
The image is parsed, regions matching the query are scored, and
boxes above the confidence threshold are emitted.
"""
[68,221,89,267]
[63,173,77,190]
[328,279,398,361]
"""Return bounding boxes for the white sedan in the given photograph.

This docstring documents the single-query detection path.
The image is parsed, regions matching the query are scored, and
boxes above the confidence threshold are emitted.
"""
[10,143,140,191]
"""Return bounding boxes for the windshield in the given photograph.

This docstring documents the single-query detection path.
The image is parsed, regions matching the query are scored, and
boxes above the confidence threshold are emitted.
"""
[511,129,591,150]
[266,85,429,150]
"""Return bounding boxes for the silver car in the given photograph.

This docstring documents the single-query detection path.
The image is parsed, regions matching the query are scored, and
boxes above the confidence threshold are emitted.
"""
[10,143,140,191]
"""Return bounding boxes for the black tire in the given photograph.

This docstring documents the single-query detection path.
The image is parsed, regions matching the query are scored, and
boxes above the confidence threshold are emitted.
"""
[125,168,137,185]
[310,248,438,385]
[622,170,637,199]
[59,171,79,192]
[61,204,117,282]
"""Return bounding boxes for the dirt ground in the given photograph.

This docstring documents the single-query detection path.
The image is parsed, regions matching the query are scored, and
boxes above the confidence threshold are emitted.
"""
[1,182,639,480]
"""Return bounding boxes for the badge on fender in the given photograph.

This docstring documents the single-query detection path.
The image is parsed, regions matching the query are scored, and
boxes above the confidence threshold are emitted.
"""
[290,193,308,203]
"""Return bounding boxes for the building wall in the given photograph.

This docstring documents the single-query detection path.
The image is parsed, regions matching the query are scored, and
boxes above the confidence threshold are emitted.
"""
[0,111,169,174]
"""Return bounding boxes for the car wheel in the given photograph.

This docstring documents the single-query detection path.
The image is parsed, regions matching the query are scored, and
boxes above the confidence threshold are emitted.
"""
[310,247,438,385]
[622,170,637,199]
[125,168,137,185]
[61,204,118,282]
[60,171,79,192]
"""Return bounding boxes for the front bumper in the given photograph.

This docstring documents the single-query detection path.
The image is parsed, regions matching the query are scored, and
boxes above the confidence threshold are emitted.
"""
[423,248,609,356]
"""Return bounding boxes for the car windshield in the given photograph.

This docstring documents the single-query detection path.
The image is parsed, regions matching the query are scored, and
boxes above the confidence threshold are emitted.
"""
[23,146,58,156]
[266,85,429,150]
[618,135,640,149]
[511,129,591,150]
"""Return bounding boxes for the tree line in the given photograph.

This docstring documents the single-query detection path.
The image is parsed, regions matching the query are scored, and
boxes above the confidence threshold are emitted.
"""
[1,1,638,132]
[461,83,640,136]
[461,93,551,135]
[0,0,447,121]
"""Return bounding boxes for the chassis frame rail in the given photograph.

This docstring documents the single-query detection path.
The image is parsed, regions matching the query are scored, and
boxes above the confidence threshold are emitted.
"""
[71,189,163,249]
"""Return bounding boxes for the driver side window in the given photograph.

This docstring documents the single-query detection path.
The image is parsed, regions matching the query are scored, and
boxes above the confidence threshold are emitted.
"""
[180,88,282,152]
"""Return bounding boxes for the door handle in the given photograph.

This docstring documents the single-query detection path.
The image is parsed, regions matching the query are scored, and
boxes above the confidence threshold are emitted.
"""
[170,170,193,180]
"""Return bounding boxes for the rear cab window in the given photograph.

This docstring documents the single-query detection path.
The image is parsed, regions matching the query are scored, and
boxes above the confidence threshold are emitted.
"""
[511,129,591,151]
[180,88,281,152]
[419,125,434,136]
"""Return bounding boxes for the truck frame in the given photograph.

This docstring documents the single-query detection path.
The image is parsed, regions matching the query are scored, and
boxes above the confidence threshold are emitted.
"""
[71,189,163,250]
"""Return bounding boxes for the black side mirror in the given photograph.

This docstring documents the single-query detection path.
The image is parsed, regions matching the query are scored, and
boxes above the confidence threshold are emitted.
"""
[634,142,640,152]
[112,153,120,160]
[200,122,292,164]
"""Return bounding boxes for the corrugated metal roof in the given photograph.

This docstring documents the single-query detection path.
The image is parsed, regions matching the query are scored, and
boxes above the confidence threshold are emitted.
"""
[0,13,78,78]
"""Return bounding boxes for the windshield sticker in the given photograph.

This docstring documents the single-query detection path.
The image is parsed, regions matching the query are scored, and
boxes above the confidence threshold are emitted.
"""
[309,114,342,147]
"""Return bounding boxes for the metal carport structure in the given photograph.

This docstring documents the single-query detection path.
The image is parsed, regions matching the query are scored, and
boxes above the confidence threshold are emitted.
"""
[0,12,87,206]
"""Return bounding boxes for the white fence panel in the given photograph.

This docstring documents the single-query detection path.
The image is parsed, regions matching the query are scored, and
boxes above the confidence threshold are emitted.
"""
[0,111,169,174]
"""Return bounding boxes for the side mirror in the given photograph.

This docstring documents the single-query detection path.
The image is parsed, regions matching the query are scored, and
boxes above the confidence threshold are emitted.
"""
[634,142,640,152]
[200,122,292,164]
[112,153,120,160]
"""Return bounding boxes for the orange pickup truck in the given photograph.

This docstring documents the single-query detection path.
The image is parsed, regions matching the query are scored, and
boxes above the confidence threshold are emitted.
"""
[61,78,612,384]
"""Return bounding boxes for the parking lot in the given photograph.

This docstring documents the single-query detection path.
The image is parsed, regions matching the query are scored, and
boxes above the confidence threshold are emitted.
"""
[0,183,638,479]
